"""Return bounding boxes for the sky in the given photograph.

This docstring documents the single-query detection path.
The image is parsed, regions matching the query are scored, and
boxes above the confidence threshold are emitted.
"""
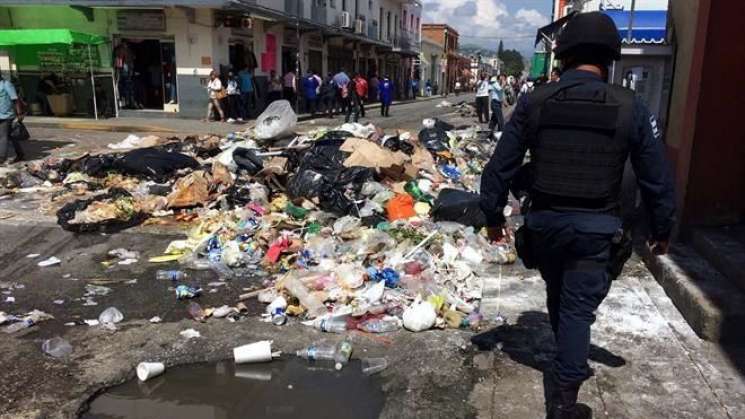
[421,0,670,56]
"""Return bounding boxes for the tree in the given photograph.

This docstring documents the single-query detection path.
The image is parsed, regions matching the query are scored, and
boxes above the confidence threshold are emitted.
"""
[499,49,525,76]
[497,40,504,58]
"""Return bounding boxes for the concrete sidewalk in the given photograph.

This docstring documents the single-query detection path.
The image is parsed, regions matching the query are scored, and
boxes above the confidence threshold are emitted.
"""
[22,93,454,135]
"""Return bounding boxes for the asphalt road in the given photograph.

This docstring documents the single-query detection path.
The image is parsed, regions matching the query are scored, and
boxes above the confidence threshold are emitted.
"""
[1,96,744,419]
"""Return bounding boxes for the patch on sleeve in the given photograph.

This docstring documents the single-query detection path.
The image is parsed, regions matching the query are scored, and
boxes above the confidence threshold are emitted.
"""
[649,114,662,140]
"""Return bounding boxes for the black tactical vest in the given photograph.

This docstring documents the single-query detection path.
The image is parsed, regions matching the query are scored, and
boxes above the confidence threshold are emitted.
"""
[526,79,635,211]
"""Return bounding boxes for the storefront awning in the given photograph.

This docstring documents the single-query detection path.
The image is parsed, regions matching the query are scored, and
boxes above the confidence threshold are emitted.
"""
[0,29,106,46]
[603,10,668,44]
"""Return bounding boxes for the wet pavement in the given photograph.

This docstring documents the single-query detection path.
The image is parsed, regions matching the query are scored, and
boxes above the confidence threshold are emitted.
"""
[82,358,384,419]
[1,97,744,419]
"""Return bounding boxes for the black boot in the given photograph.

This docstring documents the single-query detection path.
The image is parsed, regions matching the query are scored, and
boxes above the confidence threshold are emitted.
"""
[548,381,592,419]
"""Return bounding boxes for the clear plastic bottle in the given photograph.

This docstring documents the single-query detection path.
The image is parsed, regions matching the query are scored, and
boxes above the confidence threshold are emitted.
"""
[155,270,188,281]
[357,318,401,333]
[334,339,353,370]
[284,274,327,318]
[296,344,337,361]
[307,316,348,333]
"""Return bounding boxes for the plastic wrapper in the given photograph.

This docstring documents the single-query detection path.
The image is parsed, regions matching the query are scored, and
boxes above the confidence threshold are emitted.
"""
[402,299,437,332]
[255,100,298,140]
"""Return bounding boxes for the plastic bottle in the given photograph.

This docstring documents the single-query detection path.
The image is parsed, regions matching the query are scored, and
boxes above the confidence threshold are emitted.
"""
[307,316,348,333]
[188,302,205,322]
[334,339,353,370]
[357,318,401,333]
[156,270,188,281]
[296,344,337,362]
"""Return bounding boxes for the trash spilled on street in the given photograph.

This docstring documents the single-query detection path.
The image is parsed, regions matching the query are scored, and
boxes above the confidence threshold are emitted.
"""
[1,100,514,368]
[82,357,385,419]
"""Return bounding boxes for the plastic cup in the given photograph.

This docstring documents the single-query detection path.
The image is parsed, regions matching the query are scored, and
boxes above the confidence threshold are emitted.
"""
[233,340,273,364]
[136,362,165,382]
[361,357,388,376]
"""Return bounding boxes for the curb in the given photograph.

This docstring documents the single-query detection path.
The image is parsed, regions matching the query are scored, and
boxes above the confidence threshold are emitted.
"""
[24,94,455,133]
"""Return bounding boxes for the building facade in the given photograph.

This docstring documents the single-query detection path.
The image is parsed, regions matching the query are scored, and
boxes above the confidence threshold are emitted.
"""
[0,0,422,118]
[421,23,460,95]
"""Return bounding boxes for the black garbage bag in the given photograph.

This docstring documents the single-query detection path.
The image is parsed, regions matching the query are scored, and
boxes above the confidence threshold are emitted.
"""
[79,154,118,177]
[418,128,449,152]
[382,136,415,155]
[233,148,264,175]
[10,121,30,142]
[431,188,487,228]
[317,130,354,142]
[286,140,374,216]
[56,188,148,234]
[117,147,199,180]
[433,118,455,131]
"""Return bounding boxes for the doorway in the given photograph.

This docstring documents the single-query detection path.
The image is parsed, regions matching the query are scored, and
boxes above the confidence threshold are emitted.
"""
[115,37,176,110]
[282,47,299,76]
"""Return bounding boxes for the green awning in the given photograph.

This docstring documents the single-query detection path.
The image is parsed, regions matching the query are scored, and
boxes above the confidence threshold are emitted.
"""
[0,29,106,46]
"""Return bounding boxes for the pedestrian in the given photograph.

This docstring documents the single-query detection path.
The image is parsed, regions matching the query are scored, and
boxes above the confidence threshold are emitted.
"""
[333,68,351,114]
[487,75,505,133]
[319,73,337,118]
[0,74,25,165]
[283,70,297,108]
[425,80,432,97]
[205,70,225,122]
[302,69,319,117]
[379,75,393,117]
[550,68,562,83]
[354,73,368,118]
[480,12,675,419]
[266,70,283,105]
[225,70,242,123]
[344,77,360,123]
[368,74,379,103]
[238,65,255,120]
[411,78,419,99]
[475,73,490,124]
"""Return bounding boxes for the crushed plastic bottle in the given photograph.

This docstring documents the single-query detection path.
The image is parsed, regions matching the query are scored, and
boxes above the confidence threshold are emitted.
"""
[305,316,348,333]
[357,318,401,333]
[284,274,327,318]
[42,336,73,358]
[3,319,34,334]
[334,339,353,370]
[188,302,206,322]
[98,307,124,325]
[156,270,188,281]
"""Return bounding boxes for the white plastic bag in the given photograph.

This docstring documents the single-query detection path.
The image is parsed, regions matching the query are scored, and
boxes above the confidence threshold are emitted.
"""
[402,298,436,332]
[255,100,297,140]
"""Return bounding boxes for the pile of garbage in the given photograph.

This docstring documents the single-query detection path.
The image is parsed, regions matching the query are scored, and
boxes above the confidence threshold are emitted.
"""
[5,101,515,335]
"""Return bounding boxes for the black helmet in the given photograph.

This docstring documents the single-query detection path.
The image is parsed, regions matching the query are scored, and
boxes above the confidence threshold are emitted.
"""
[554,12,621,61]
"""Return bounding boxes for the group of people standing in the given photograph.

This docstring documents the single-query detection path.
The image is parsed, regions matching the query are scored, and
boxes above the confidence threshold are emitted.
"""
[474,73,508,133]
[206,66,397,123]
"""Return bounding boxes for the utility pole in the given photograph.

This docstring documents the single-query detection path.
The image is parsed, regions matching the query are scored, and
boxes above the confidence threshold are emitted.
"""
[627,0,636,43]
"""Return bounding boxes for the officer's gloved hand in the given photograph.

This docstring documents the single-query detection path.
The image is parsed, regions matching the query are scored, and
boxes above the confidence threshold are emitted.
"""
[648,240,670,255]
[486,225,507,243]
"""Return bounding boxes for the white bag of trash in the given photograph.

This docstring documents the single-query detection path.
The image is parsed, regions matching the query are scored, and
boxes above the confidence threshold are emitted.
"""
[255,100,297,140]
[402,297,437,332]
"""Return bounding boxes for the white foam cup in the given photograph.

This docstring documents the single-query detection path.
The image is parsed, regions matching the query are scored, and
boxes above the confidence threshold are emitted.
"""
[137,362,165,382]
[233,340,274,364]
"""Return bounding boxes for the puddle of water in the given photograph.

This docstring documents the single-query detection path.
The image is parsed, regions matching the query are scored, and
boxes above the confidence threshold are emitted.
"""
[81,357,385,419]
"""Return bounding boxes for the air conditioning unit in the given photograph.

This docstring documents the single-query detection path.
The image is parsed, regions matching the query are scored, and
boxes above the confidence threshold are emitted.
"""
[354,18,366,34]
[339,11,352,28]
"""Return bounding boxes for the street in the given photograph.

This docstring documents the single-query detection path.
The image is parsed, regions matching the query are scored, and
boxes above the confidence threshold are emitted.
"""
[0,96,744,419]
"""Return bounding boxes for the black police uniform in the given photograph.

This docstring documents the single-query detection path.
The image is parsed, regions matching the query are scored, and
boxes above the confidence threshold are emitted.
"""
[480,69,676,387]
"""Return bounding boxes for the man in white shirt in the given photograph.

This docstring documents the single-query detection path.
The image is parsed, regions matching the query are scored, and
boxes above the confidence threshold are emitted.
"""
[475,73,490,124]
[488,75,506,133]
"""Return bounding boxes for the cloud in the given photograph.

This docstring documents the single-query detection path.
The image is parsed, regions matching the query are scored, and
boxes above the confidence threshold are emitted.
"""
[422,0,550,55]
[515,8,550,28]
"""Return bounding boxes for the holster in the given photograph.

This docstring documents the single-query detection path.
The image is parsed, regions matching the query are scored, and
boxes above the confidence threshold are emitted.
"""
[608,229,633,280]
[515,225,538,269]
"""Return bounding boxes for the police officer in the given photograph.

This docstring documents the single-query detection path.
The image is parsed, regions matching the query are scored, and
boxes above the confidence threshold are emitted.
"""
[479,12,675,419]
